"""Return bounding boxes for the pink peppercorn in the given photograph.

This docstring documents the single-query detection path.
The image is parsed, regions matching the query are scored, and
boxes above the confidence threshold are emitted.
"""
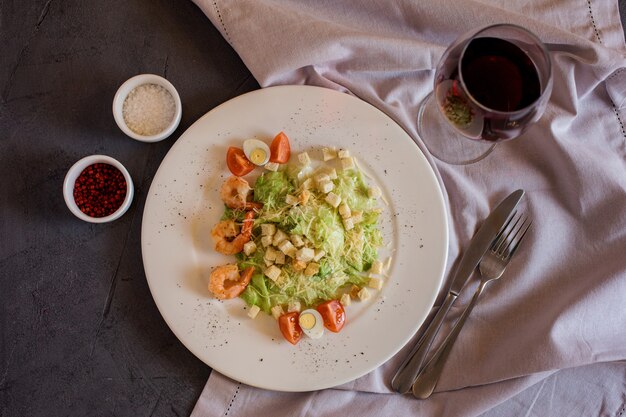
[73,163,127,217]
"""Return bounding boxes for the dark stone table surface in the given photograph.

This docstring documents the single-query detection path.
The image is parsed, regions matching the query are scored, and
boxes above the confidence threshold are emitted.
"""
[1,1,624,416]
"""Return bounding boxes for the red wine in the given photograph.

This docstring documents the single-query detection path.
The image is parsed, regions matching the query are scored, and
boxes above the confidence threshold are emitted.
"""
[461,37,541,112]
[436,36,544,141]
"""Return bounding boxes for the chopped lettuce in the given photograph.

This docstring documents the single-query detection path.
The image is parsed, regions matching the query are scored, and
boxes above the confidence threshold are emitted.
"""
[240,273,271,313]
[235,156,384,313]
[288,204,344,255]
[253,171,295,211]
[334,169,376,212]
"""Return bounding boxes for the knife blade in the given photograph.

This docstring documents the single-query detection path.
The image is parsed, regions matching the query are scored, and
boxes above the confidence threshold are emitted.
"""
[391,189,525,394]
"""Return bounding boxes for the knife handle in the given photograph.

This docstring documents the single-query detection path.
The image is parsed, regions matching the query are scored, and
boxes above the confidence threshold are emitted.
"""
[412,282,486,399]
[390,291,458,394]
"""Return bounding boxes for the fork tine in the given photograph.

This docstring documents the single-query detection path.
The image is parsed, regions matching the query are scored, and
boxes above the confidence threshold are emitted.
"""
[494,213,522,255]
[491,211,517,251]
[506,218,532,259]
[499,215,526,254]
[495,214,529,257]
[499,216,530,258]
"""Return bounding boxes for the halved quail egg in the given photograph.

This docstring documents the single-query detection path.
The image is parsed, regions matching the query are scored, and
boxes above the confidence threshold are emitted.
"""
[243,138,270,166]
[298,309,325,339]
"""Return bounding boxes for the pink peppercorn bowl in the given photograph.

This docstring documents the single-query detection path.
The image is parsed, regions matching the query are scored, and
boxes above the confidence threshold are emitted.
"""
[63,155,134,223]
[112,73,182,143]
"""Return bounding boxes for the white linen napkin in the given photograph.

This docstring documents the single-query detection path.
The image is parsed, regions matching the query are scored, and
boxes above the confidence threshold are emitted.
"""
[189,0,626,415]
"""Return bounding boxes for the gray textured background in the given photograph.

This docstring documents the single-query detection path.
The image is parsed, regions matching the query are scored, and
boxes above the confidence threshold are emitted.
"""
[1,1,625,416]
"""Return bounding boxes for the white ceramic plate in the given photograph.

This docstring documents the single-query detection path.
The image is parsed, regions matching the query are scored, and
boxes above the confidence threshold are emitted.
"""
[142,85,448,392]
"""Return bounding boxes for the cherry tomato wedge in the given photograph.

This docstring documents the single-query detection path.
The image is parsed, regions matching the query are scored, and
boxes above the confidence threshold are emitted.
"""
[226,147,255,176]
[269,131,291,163]
[316,300,346,333]
[278,311,303,345]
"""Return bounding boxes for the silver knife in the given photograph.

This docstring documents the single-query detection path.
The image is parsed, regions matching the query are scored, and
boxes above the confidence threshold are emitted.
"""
[391,189,525,394]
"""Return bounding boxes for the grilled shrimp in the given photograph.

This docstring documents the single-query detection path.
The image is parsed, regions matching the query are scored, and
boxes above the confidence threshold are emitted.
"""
[211,210,255,255]
[220,176,262,210]
[208,264,254,299]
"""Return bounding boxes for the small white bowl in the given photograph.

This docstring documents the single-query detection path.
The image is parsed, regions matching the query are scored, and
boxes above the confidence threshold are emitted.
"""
[63,155,134,223]
[112,74,182,142]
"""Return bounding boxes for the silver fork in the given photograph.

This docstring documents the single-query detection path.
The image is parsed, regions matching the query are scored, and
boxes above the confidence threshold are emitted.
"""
[411,212,532,399]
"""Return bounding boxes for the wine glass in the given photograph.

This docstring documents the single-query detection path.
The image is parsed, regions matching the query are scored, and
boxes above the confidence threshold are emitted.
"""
[417,24,553,165]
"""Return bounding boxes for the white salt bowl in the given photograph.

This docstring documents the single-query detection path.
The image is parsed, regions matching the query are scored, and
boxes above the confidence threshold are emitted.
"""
[112,74,182,142]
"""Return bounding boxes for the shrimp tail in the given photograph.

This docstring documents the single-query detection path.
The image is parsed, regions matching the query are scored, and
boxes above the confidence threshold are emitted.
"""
[241,210,256,238]
[208,264,255,299]
[245,201,264,210]
[211,210,256,255]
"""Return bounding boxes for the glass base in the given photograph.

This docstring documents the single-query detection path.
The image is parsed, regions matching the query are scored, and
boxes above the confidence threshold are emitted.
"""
[417,92,496,165]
